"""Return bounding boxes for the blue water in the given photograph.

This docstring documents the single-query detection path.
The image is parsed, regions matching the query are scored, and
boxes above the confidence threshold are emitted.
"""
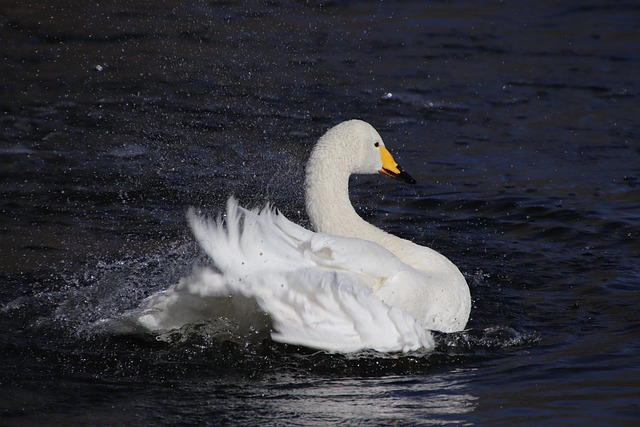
[1,0,639,425]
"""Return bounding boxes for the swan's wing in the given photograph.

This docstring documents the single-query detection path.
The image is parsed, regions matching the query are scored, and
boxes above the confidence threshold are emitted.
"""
[121,265,433,353]
[265,268,434,352]
[188,197,406,289]
[303,233,409,291]
[187,197,316,275]
[106,267,272,342]
[115,197,434,352]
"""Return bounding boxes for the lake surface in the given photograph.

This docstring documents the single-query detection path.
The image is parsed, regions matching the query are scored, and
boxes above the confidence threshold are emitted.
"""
[1,0,639,425]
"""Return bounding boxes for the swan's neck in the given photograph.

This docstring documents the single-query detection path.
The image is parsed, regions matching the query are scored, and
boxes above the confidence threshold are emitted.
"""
[304,146,397,252]
[305,159,363,236]
[304,137,420,264]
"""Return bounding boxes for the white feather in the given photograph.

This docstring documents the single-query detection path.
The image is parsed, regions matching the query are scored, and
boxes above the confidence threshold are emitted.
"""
[115,120,470,353]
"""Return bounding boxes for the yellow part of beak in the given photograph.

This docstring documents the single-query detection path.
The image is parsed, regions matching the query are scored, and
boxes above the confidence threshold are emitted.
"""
[379,146,401,175]
[379,146,417,184]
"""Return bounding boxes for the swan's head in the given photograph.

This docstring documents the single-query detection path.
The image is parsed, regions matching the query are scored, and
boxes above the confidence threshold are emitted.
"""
[306,120,416,233]
[314,119,416,184]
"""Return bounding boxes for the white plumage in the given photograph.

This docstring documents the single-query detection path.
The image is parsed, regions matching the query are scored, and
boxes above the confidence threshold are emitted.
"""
[121,120,471,353]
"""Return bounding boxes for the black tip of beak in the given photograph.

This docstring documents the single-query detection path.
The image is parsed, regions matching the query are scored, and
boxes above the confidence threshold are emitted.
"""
[398,168,417,185]
[382,167,417,184]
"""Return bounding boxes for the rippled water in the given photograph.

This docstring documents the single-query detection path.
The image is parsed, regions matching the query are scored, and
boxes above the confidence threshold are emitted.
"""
[2,0,639,425]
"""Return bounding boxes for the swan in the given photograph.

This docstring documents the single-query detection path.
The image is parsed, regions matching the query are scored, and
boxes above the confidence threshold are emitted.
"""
[118,120,471,353]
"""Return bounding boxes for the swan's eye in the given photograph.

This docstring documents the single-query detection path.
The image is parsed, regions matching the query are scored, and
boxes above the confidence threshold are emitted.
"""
[374,141,380,148]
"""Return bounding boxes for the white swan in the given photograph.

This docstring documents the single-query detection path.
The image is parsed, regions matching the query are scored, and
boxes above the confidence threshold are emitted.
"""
[120,120,471,353]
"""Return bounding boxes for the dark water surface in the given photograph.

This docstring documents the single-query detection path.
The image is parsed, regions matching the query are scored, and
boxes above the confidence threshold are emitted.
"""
[2,0,639,425]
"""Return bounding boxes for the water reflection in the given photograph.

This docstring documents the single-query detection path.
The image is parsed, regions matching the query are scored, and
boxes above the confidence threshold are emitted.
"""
[220,372,478,425]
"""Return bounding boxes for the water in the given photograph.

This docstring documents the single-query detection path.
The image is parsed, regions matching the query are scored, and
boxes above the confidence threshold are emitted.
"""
[1,0,639,425]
